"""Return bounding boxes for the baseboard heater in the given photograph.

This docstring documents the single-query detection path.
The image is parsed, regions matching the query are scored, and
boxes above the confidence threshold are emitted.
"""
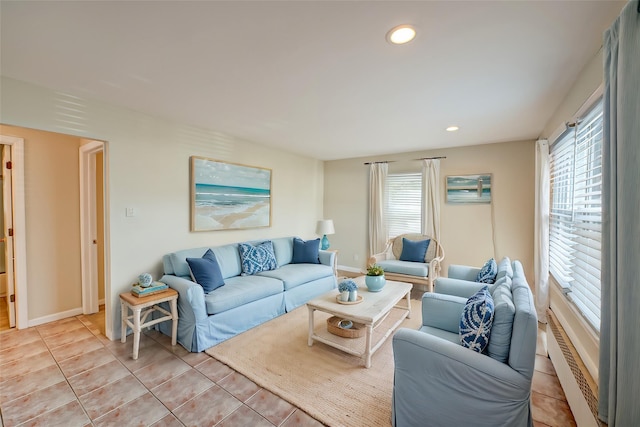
[547,309,601,426]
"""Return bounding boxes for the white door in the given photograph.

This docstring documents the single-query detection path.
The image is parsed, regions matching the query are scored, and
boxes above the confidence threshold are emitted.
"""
[2,145,16,328]
[80,142,102,315]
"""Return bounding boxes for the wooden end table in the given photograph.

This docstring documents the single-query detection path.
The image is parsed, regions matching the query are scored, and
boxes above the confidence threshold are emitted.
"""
[307,277,412,368]
[120,288,178,359]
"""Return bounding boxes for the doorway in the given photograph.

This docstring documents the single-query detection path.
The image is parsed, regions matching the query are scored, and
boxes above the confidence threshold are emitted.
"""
[80,140,108,337]
[0,135,27,330]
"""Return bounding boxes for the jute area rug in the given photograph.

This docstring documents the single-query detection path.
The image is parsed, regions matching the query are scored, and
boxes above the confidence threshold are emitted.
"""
[205,299,421,427]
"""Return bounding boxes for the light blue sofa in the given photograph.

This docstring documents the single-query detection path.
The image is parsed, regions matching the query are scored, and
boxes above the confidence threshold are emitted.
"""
[392,258,537,427]
[158,237,337,352]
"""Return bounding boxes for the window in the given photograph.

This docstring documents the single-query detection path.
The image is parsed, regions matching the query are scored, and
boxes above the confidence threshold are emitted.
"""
[386,173,421,239]
[549,99,603,332]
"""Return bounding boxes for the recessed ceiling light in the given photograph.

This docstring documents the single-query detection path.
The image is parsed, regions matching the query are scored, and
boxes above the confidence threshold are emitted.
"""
[446,126,459,132]
[386,25,416,45]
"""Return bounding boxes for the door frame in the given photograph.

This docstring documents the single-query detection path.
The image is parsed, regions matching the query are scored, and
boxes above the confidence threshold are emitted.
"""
[79,140,111,338]
[0,135,27,329]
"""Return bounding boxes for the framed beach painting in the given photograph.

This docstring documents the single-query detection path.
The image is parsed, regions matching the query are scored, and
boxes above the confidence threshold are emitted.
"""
[446,174,492,204]
[190,156,272,231]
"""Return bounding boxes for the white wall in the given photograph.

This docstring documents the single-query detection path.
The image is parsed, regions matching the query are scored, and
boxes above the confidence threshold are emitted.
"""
[324,139,536,283]
[1,77,324,337]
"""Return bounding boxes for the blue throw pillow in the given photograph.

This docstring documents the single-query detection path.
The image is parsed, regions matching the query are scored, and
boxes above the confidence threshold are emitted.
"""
[186,249,225,293]
[239,241,278,276]
[291,237,320,264]
[476,258,498,284]
[460,286,494,353]
[399,238,430,262]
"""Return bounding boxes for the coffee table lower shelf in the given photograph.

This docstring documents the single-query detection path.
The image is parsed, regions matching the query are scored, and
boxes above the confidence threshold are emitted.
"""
[309,307,410,368]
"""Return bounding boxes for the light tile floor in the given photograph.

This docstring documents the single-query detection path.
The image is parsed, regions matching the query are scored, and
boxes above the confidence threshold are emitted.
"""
[0,297,576,426]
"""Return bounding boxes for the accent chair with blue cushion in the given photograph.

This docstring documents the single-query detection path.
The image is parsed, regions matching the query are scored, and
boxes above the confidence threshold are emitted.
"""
[392,258,537,427]
[368,233,445,292]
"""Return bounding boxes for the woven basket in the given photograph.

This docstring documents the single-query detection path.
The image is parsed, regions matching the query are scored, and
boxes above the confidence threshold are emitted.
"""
[327,316,366,338]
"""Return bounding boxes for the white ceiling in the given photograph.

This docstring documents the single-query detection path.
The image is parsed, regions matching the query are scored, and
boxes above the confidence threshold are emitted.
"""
[0,1,624,160]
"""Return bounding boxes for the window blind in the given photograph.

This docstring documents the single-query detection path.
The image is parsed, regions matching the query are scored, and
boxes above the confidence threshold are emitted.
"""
[549,99,603,331]
[386,173,421,239]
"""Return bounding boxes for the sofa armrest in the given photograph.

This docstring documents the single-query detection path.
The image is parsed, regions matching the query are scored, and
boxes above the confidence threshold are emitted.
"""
[160,275,208,323]
[318,250,336,268]
[421,293,466,333]
[393,328,532,423]
[448,264,481,281]
[435,277,485,298]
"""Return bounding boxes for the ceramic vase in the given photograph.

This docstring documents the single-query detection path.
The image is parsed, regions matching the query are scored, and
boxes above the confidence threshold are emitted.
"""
[349,289,358,302]
[340,290,349,302]
[365,275,386,292]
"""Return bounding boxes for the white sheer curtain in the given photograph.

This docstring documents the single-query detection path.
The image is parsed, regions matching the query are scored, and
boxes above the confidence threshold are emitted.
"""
[534,140,550,324]
[368,163,388,257]
[421,159,441,241]
[599,2,640,425]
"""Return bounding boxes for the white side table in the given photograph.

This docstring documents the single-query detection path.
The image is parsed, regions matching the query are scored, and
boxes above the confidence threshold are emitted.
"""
[120,288,178,359]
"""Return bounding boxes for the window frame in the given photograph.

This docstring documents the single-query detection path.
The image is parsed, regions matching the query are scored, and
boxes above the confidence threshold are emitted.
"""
[549,96,603,334]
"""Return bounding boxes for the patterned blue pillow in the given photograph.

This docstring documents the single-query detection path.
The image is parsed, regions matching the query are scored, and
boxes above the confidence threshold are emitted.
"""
[238,241,278,276]
[460,286,494,353]
[476,258,498,284]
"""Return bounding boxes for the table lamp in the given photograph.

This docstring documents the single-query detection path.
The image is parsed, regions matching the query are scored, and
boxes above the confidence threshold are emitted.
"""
[316,219,335,250]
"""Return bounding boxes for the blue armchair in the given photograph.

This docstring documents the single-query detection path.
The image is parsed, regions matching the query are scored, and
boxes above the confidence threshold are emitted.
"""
[392,259,537,427]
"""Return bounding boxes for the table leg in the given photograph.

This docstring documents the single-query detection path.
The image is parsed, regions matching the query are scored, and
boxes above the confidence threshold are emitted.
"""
[170,298,178,346]
[120,300,127,343]
[406,291,412,319]
[364,324,373,368]
[307,306,315,346]
[132,307,142,360]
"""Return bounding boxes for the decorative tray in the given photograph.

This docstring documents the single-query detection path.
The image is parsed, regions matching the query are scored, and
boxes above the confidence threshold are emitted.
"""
[335,295,363,305]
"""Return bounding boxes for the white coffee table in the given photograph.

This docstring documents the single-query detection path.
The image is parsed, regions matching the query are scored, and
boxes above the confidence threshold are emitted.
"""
[306,276,412,368]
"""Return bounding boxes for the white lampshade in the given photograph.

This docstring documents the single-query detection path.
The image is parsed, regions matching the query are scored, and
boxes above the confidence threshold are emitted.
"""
[316,219,335,236]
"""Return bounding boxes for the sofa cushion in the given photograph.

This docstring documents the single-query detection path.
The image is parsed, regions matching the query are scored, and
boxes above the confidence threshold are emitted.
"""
[460,286,494,353]
[487,284,515,362]
[186,249,225,293]
[495,256,513,281]
[291,238,320,264]
[204,275,284,315]
[167,244,242,279]
[239,241,278,276]
[271,237,294,267]
[257,263,333,290]
[399,238,430,262]
[378,260,429,277]
[489,275,512,295]
[419,325,460,345]
[476,258,498,284]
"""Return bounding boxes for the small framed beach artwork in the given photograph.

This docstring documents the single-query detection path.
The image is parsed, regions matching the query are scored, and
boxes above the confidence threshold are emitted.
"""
[190,156,272,231]
[446,174,492,204]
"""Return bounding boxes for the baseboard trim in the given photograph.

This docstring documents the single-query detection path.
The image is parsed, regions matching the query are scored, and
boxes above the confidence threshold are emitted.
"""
[337,265,361,274]
[99,298,105,306]
[28,307,83,328]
